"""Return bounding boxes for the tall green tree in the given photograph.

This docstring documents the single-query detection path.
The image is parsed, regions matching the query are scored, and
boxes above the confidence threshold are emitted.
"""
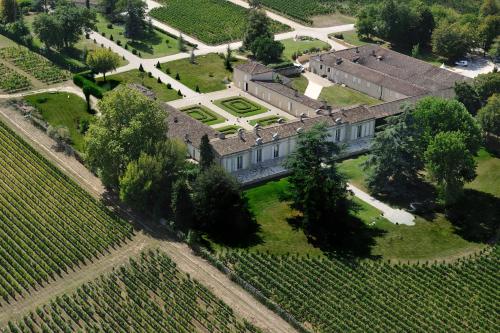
[454,81,482,115]
[85,86,169,187]
[250,35,284,64]
[478,15,500,52]
[477,94,500,136]
[432,22,472,61]
[284,123,349,236]
[424,131,477,205]
[413,97,482,155]
[1,0,18,23]
[364,110,421,195]
[124,0,147,39]
[243,8,272,50]
[98,0,120,21]
[192,165,255,241]
[480,0,499,17]
[473,72,500,104]
[199,134,214,171]
[86,48,120,81]
[171,178,195,230]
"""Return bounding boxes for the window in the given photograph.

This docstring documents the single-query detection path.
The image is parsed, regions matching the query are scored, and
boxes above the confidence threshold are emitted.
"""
[367,82,371,88]
[335,129,341,142]
[320,65,323,70]
[327,68,331,73]
[273,145,280,159]
[237,155,243,170]
[357,125,362,138]
[256,149,262,163]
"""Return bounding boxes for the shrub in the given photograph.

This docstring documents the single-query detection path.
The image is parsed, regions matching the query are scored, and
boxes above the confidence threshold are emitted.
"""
[195,85,200,93]
[102,32,106,37]
[132,49,137,55]
[177,89,182,96]
[148,72,153,78]
[166,68,171,74]
[139,64,144,72]
[117,40,122,46]
[157,77,162,83]
[156,61,161,69]
[167,83,172,89]
[109,35,114,41]
[333,33,344,40]
[73,74,103,98]
[175,73,180,80]
[107,23,113,29]
[124,44,128,50]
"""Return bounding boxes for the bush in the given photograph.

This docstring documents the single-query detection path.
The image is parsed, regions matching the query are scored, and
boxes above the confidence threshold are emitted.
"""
[139,64,144,72]
[102,32,106,37]
[157,77,162,83]
[109,35,114,41]
[175,73,180,80]
[117,40,122,46]
[333,33,344,40]
[132,49,137,55]
[177,89,182,96]
[166,68,171,74]
[195,85,200,93]
[124,44,128,50]
[167,83,172,89]
[107,23,113,29]
[148,72,153,78]
[73,74,104,99]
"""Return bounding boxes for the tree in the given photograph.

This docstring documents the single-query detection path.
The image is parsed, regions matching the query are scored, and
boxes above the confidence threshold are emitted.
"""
[283,123,349,236]
[248,0,261,8]
[82,84,92,113]
[355,5,377,39]
[250,36,284,64]
[177,33,185,52]
[199,134,214,170]
[86,48,120,81]
[432,22,472,61]
[477,94,500,136]
[98,0,120,21]
[33,1,96,50]
[478,15,500,52]
[1,0,18,23]
[454,81,482,115]
[364,110,421,195]
[124,0,147,39]
[189,48,195,64]
[480,0,499,17]
[85,86,169,187]
[224,44,232,70]
[473,72,500,104]
[488,36,500,58]
[171,178,194,230]
[413,97,482,155]
[424,131,476,205]
[192,165,255,241]
[243,8,272,50]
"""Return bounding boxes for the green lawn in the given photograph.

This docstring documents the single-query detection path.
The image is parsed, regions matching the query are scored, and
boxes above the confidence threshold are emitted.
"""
[319,84,380,107]
[249,115,286,127]
[24,92,92,152]
[161,54,244,93]
[95,14,181,58]
[281,38,331,61]
[181,105,226,125]
[214,97,268,118]
[289,75,309,94]
[217,125,242,135]
[338,154,369,191]
[466,149,500,197]
[96,69,181,102]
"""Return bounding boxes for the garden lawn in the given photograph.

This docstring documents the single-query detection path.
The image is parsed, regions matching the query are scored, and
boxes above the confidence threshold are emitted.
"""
[24,92,92,152]
[96,69,181,102]
[290,75,309,94]
[95,14,181,58]
[149,0,290,45]
[181,105,226,125]
[161,54,244,93]
[319,85,380,107]
[249,116,286,127]
[217,125,242,135]
[281,38,330,61]
[214,97,268,118]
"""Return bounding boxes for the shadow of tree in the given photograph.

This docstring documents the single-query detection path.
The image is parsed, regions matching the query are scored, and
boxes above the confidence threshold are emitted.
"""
[446,189,500,243]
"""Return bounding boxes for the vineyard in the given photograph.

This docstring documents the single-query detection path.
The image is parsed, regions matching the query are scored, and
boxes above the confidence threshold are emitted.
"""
[0,120,133,304]
[3,250,260,333]
[221,248,500,332]
[0,63,31,93]
[149,0,290,45]
[0,47,70,84]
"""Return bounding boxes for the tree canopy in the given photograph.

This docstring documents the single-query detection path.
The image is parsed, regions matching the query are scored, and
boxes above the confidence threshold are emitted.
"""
[477,93,500,136]
[243,7,283,63]
[86,48,121,81]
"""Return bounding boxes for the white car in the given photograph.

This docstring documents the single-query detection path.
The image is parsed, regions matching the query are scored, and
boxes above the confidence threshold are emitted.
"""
[455,60,468,67]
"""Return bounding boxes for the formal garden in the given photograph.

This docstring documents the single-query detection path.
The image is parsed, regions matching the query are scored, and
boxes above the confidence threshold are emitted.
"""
[214,97,268,118]
[217,125,242,135]
[181,105,226,125]
[161,53,244,93]
[249,115,286,127]
[149,0,290,45]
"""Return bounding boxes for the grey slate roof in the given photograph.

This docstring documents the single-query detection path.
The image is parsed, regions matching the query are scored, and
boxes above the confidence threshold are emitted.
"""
[253,80,325,110]
[315,45,468,97]
[236,62,273,75]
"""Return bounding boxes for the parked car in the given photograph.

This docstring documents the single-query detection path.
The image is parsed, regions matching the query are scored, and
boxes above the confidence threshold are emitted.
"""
[455,60,468,67]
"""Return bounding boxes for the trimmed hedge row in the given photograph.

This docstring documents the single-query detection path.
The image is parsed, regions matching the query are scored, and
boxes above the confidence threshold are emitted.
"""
[73,74,104,99]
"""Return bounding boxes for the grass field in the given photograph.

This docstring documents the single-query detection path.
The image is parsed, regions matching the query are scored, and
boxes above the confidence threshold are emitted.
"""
[290,75,309,94]
[95,14,181,58]
[0,120,132,304]
[281,38,330,61]
[319,85,380,107]
[24,93,92,152]
[181,105,226,125]
[3,250,259,333]
[96,69,181,102]
[161,54,244,93]
[214,97,268,118]
[149,0,290,45]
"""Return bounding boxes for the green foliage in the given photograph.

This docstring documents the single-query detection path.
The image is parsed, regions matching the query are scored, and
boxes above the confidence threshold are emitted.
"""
[480,0,499,17]
[86,48,120,80]
[74,74,104,98]
[478,15,500,51]
[364,110,421,195]
[250,36,284,64]
[0,120,132,302]
[425,131,477,205]
[85,86,168,187]
[124,0,147,39]
[454,81,482,115]
[193,165,255,242]
[32,1,96,50]
[477,94,500,135]
[199,134,214,171]
[243,8,272,49]
[473,71,500,103]
[1,0,18,23]
[488,36,500,58]
[431,21,474,61]
[284,123,349,237]
[171,178,195,230]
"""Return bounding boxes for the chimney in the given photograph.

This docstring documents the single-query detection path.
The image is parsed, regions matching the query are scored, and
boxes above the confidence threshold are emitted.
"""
[218,132,226,140]
[277,118,285,124]
[300,112,306,122]
[377,55,384,61]
[253,124,261,136]
[336,58,343,65]
[272,133,280,141]
[296,127,303,134]
[255,137,263,145]
[237,128,244,140]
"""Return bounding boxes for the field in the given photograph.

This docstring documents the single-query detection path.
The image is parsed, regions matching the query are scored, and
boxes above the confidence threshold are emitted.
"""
[181,105,226,125]
[3,250,259,333]
[214,97,268,118]
[97,69,182,102]
[281,38,330,61]
[161,53,245,93]
[24,93,92,152]
[0,62,31,93]
[319,84,380,107]
[0,47,70,84]
[149,0,290,45]
[249,116,286,127]
[0,120,133,304]
[95,14,181,59]
[221,248,499,332]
